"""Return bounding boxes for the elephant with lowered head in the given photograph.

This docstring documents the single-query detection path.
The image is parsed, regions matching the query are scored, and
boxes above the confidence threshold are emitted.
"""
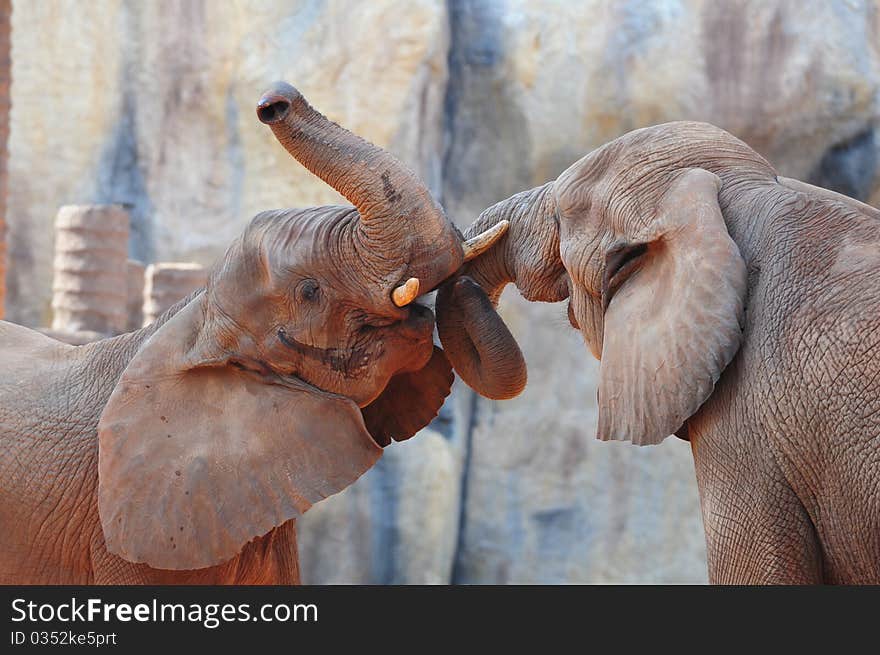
[0,83,514,584]
[437,121,880,584]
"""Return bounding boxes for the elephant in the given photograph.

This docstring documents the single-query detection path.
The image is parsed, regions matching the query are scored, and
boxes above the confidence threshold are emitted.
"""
[436,121,880,584]
[0,82,514,584]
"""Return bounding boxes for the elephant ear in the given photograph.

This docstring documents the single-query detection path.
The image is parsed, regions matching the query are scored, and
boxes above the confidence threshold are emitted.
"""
[361,346,454,445]
[597,168,747,445]
[97,295,381,570]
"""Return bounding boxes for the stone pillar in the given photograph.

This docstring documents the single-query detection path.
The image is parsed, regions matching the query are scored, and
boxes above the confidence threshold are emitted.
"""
[51,205,129,334]
[0,1,10,320]
[125,259,145,331]
[143,262,206,326]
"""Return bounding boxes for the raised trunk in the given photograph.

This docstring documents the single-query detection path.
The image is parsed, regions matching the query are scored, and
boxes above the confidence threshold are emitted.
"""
[257,83,456,266]
[436,183,568,399]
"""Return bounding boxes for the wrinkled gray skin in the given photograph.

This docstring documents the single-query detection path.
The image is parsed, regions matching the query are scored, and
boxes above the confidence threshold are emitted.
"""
[439,121,880,584]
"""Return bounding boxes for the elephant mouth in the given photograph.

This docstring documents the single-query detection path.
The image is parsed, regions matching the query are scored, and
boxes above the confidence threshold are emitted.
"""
[276,303,435,380]
[277,327,371,378]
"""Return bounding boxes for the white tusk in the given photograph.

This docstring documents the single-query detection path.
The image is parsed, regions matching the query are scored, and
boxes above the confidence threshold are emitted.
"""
[392,277,420,307]
[462,220,509,262]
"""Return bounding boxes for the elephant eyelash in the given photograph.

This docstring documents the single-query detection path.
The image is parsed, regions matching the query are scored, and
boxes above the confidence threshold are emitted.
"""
[607,243,646,278]
[602,242,648,310]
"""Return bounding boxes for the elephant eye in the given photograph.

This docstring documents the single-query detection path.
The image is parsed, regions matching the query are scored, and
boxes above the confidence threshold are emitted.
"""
[297,279,320,302]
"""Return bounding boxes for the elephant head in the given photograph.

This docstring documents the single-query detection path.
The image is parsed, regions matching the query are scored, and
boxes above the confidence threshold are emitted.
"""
[438,121,781,443]
[96,82,512,571]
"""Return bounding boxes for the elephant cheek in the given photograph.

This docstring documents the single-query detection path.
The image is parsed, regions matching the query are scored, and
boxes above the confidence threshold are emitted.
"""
[355,328,434,406]
[392,335,435,375]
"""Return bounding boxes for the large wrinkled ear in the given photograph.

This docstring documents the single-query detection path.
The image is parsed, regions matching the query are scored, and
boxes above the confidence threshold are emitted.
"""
[361,346,453,445]
[97,295,380,570]
[597,168,747,445]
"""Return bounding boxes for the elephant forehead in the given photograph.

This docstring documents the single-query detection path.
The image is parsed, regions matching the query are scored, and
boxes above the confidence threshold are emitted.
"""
[250,209,380,289]
[555,155,606,217]
[250,206,460,296]
[254,206,354,259]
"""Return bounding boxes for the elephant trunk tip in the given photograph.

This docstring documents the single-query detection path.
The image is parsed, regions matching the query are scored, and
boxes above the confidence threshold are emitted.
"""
[256,81,301,124]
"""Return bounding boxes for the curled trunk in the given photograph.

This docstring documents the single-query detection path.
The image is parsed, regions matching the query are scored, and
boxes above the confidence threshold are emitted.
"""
[436,276,526,400]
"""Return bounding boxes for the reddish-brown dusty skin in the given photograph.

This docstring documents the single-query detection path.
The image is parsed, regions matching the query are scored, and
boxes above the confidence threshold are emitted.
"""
[440,121,880,584]
[0,83,508,585]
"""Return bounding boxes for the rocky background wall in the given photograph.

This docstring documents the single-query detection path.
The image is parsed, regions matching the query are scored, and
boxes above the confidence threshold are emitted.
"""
[4,0,879,583]
[0,0,8,320]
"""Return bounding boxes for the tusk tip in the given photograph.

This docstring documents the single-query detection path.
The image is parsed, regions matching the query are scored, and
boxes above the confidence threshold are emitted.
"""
[462,219,510,262]
[392,277,420,307]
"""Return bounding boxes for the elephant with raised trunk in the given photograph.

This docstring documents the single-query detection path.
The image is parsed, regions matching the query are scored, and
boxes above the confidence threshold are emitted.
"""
[437,121,880,584]
[0,82,513,584]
